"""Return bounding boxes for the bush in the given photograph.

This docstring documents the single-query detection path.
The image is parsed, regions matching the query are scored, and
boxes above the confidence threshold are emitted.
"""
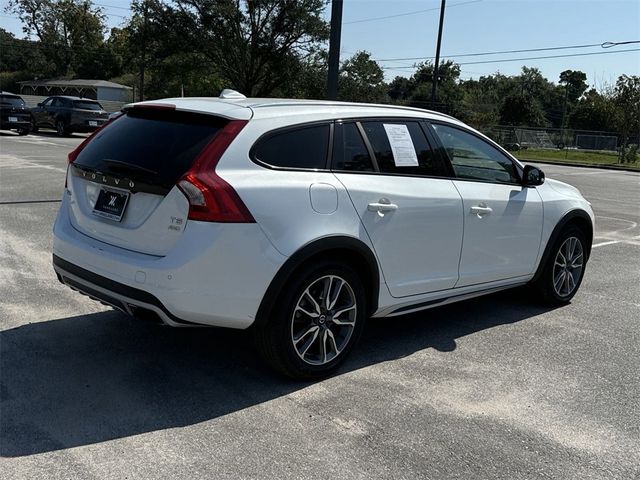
[621,144,638,164]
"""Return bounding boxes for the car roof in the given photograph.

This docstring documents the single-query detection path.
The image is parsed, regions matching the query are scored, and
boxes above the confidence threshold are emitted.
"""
[46,96,101,101]
[126,97,463,124]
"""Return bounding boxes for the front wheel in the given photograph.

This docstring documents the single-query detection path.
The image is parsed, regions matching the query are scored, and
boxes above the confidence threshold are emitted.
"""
[254,261,367,379]
[16,127,30,136]
[533,226,587,305]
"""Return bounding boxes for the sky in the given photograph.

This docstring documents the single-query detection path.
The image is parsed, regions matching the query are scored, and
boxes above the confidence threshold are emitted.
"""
[1,0,639,88]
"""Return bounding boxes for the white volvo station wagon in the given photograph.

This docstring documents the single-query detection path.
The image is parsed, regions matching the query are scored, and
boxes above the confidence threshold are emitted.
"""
[53,90,594,378]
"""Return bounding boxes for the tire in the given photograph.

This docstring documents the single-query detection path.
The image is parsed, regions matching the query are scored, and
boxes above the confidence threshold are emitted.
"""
[31,119,38,133]
[56,118,68,137]
[533,225,587,305]
[254,260,367,379]
[16,127,30,136]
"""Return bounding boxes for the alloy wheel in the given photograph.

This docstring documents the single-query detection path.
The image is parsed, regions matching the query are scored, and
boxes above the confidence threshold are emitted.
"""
[552,236,584,297]
[290,275,357,366]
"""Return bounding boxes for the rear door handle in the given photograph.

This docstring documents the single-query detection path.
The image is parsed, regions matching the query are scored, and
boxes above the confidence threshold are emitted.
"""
[470,204,493,216]
[368,199,398,213]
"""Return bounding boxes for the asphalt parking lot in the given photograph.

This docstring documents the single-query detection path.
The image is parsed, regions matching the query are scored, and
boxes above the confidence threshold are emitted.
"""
[1,131,639,479]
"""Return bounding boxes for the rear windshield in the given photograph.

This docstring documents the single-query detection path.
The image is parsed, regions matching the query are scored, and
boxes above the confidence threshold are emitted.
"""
[0,95,25,107]
[74,109,227,188]
[73,100,103,110]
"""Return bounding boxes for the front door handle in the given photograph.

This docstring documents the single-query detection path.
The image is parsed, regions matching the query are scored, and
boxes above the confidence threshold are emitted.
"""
[368,198,398,214]
[470,204,493,217]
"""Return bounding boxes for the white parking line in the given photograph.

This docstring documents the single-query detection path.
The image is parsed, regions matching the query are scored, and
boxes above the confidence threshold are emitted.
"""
[592,240,622,248]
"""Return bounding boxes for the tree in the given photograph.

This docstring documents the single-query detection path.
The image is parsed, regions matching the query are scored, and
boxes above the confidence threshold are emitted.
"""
[499,92,548,127]
[338,51,386,103]
[406,60,463,114]
[559,69,588,104]
[133,0,329,97]
[568,88,614,131]
[7,0,108,77]
[613,75,640,156]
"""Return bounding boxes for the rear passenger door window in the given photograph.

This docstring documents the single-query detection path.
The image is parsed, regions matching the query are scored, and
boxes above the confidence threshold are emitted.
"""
[431,123,519,184]
[360,121,448,177]
[332,122,375,172]
[252,124,330,170]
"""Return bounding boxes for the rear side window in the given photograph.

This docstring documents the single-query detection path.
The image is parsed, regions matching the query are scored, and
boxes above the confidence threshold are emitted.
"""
[74,109,226,187]
[74,100,103,111]
[253,124,330,169]
[333,122,374,172]
[360,121,447,177]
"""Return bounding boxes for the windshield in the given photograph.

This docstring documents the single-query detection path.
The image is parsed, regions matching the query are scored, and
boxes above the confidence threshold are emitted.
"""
[74,109,227,187]
[0,95,25,107]
[73,100,103,111]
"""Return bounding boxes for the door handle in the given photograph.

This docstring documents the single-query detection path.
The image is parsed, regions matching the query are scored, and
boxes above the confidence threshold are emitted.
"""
[470,204,493,216]
[368,199,398,213]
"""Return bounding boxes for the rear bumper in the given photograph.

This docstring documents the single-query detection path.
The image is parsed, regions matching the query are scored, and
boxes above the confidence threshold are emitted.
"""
[52,193,287,328]
[0,119,30,129]
[53,255,200,326]
[70,118,107,132]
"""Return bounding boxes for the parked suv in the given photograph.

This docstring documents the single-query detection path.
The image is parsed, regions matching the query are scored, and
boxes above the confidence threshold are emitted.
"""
[0,92,31,135]
[31,96,108,136]
[52,91,594,378]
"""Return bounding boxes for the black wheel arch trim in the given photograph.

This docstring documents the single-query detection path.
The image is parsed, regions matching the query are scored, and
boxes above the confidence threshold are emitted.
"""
[254,236,380,328]
[532,209,593,282]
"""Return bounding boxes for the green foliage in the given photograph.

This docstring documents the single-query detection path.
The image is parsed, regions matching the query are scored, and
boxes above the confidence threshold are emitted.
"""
[568,89,614,131]
[620,144,638,164]
[559,69,588,104]
[7,0,109,77]
[338,51,386,103]
[499,92,548,127]
[127,0,329,98]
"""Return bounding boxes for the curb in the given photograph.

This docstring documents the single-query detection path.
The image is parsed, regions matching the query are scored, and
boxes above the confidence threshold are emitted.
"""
[519,158,640,173]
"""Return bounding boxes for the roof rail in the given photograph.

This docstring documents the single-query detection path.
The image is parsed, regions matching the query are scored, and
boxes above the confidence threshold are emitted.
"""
[249,100,457,120]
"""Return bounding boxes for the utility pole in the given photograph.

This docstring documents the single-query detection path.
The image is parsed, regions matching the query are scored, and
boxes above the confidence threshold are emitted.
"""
[430,0,446,109]
[327,0,343,100]
[139,0,149,102]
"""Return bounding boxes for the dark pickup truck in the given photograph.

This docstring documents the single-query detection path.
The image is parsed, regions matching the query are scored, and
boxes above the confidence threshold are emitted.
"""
[31,96,109,136]
[0,92,31,135]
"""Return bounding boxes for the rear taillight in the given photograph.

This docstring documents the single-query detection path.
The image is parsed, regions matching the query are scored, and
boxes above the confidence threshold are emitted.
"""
[177,120,254,223]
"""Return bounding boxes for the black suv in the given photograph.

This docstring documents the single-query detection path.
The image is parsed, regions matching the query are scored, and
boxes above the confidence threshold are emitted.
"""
[31,96,109,136]
[0,92,31,135]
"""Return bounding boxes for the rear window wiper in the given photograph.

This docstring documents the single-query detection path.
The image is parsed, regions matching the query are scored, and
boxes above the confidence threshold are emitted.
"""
[103,159,158,176]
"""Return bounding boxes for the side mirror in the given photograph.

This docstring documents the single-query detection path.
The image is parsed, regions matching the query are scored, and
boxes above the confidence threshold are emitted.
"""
[37,102,43,107]
[523,165,545,187]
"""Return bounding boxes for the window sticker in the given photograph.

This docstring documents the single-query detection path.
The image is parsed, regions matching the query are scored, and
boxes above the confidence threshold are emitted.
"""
[383,124,419,167]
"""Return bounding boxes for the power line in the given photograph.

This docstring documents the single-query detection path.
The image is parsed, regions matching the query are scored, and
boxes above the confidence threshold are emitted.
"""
[343,0,481,25]
[457,47,640,66]
[94,2,132,11]
[376,41,640,62]
[381,48,640,69]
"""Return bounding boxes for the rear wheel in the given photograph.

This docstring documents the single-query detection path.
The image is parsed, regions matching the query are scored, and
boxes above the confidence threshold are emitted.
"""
[533,225,587,305]
[254,261,366,379]
[30,118,38,133]
[16,127,30,136]
[56,118,69,137]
